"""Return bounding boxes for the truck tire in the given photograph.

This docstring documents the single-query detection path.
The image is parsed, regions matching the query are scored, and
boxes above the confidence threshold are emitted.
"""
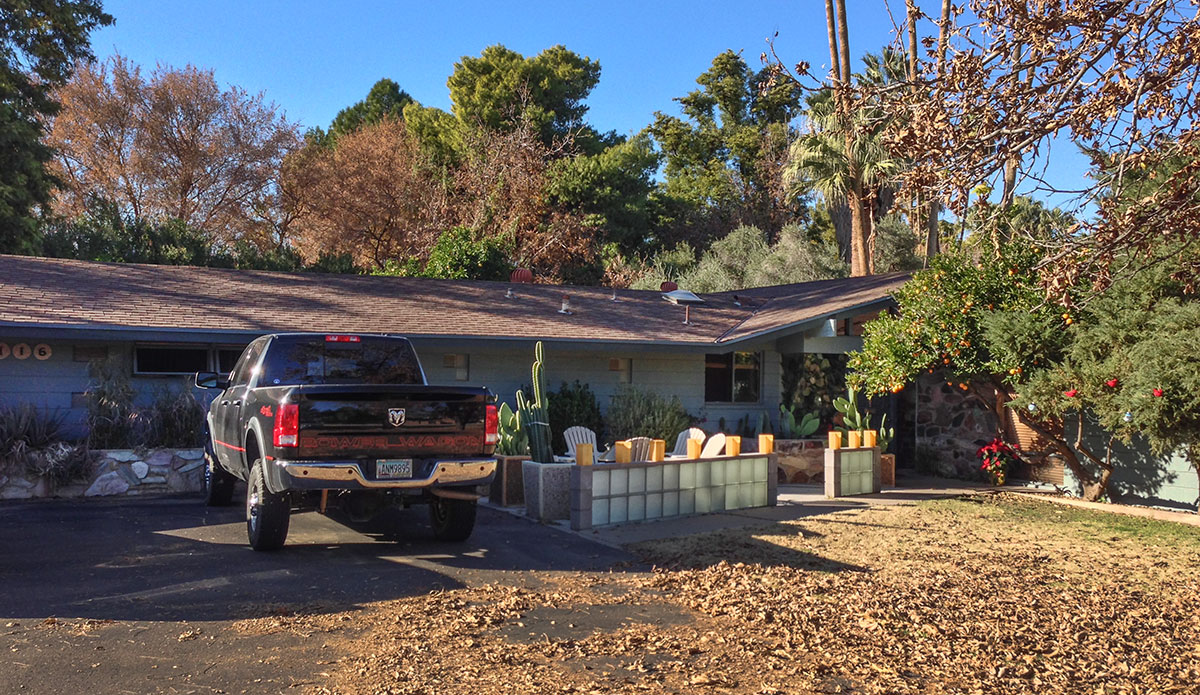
[203,434,236,507]
[246,458,290,551]
[429,496,477,542]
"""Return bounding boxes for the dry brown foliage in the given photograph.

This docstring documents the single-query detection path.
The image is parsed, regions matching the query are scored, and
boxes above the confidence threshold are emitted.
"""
[283,119,449,268]
[259,495,1199,695]
[878,0,1200,298]
[47,54,299,245]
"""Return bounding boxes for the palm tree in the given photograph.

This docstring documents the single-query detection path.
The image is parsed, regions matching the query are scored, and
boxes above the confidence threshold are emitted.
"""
[786,49,907,275]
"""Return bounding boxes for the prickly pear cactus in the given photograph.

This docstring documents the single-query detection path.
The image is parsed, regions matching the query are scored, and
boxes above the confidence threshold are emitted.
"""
[834,387,868,433]
[516,342,554,462]
[780,404,821,438]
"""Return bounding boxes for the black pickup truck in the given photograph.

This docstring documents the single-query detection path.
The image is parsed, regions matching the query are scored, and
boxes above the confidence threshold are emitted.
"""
[195,333,498,551]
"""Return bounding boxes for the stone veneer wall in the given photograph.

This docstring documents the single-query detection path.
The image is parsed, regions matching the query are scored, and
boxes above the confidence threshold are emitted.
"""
[913,374,997,479]
[0,448,206,500]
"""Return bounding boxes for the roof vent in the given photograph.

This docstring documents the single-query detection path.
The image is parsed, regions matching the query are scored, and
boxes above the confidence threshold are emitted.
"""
[558,294,573,315]
[505,287,515,299]
[610,288,620,302]
[510,268,533,283]
[660,280,678,292]
[662,289,704,325]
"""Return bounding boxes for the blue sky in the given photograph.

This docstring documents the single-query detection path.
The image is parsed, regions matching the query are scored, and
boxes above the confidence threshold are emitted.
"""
[90,0,1089,208]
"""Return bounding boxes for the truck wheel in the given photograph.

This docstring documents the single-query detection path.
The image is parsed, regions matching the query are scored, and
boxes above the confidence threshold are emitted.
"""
[429,496,477,542]
[203,437,236,507]
[246,458,290,551]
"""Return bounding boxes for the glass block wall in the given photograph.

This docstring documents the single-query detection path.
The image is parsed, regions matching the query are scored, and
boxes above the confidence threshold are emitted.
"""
[574,456,774,529]
[839,450,875,495]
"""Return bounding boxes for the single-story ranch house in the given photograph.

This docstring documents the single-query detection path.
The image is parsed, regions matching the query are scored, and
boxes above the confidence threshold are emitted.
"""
[0,255,907,442]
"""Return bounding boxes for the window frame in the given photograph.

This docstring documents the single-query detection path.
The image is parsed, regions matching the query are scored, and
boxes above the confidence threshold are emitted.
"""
[132,344,213,376]
[703,351,763,404]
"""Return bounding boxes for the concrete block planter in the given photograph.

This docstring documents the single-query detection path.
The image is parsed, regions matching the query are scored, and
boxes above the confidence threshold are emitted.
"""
[824,446,882,498]
[490,455,529,507]
[523,461,574,522]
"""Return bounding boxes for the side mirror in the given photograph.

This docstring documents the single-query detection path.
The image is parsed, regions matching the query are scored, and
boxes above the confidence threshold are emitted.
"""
[195,371,228,390]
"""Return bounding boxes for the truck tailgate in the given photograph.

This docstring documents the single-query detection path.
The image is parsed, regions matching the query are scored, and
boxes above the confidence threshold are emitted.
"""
[290,384,491,459]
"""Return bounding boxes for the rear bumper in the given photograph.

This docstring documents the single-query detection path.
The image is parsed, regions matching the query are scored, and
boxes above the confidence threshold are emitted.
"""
[266,457,496,493]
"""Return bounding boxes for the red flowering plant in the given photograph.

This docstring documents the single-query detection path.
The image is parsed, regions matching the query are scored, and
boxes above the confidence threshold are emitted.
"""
[976,437,1019,485]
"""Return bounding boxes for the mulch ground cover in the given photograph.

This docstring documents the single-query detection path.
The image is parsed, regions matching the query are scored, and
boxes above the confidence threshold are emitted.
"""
[279,493,1200,694]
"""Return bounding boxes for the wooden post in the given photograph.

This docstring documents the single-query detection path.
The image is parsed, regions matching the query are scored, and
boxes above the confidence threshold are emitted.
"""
[615,440,631,464]
[726,435,742,456]
[828,431,843,449]
[847,431,862,448]
[575,443,593,466]
[649,439,665,462]
[686,438,702,459]
[758,433,774,454]
[863,429,877,448]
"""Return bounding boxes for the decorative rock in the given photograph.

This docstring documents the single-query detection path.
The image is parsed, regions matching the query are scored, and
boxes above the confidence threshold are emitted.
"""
[115,466,142,486]
[167,469,201,493]
[149,465,171,476]
[142,475,167,485]
[145,451,174,468]
[104,450,139,463]
[8,477,35,489]
[177,460,205,474]
[85,471,130,497]
[1,486,34,500]
[131,461,150,479]
[175,449,204,461]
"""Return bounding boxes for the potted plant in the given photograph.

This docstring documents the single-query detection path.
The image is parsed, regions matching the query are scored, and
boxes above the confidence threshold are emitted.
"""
[976,437,1019,485]
[518,342,572,521]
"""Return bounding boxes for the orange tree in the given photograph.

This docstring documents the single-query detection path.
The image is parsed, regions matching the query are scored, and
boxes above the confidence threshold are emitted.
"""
[846,245,1122,495]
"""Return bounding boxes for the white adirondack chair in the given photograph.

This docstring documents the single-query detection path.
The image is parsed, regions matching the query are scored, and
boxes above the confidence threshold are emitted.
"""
[563,426,599,464]
[670,427,707,456]
[626,436,653,462]
[699,432,727,458]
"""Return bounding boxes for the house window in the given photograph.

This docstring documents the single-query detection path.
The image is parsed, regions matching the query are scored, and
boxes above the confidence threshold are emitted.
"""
[216,348,244,375]
[442,353,469,381]
[608,357,632,384]
[134,346,210,375]
[704,352,761,403]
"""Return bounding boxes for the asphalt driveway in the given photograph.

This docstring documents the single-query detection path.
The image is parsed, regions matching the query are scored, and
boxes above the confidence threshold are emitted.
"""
[0,496,632,694]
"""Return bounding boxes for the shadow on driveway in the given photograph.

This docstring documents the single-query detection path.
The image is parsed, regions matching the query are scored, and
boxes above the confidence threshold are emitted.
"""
[0,496,633,622]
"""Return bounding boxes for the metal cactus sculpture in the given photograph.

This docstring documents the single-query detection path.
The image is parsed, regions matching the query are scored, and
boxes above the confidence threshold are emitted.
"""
[516,341,554,463]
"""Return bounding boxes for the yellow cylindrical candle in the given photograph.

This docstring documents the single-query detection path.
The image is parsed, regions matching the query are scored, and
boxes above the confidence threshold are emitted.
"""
[650,439,666,462]
[828,431,842,450]
[726,435,742,456]
[863,430,877,448]
[686,438,702,459]
[576,442,593,466]
[847,431,862,448]
[758,433,774,454]
[615,440,632,464]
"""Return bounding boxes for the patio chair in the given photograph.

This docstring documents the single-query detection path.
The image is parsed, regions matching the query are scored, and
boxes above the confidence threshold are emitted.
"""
[626,436,653,462]
[563,425,599,464]
[699,432,727,458]
[669,427,707,457]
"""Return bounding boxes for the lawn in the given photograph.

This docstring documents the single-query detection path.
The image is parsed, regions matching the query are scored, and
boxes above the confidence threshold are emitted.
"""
[304,494,1200,694]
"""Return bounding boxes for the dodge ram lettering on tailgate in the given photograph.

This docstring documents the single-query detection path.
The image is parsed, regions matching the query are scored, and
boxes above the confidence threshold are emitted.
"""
[195,333,498,551]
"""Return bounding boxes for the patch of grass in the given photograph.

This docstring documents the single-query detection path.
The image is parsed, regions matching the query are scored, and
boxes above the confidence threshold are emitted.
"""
[925,493,1200,548]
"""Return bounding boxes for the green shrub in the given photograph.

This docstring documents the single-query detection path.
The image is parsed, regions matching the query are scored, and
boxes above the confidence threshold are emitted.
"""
[0,404,68,471]
[546,381,605,454]
[84,355,139,449]
[140,387,205,449]
[606,387,693,444]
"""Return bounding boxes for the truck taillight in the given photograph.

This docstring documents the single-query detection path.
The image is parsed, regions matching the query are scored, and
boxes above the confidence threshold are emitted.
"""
[485,404,498,446]
[273,403,299,447]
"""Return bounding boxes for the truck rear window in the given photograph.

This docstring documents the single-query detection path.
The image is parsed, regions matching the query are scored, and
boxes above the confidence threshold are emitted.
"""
[260,337,423,386]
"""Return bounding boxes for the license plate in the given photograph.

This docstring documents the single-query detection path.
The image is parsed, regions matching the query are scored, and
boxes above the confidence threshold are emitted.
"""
[376,459,413,479]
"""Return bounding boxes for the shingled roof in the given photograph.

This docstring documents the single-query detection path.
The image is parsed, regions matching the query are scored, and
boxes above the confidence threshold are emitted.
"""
[0,255,907,346]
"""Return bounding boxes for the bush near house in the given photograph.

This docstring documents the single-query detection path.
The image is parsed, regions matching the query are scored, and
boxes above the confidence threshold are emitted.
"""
[546,380,605,454]
[606,387,692,444]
